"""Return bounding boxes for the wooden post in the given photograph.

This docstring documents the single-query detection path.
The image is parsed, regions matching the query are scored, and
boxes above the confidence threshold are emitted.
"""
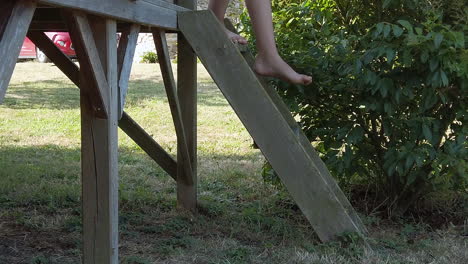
[175,0,198,211]
[0,0,36,103]
[67,13,119,263]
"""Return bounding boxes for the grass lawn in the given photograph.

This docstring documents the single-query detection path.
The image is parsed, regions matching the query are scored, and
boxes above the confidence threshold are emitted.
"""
[0,62,466,264]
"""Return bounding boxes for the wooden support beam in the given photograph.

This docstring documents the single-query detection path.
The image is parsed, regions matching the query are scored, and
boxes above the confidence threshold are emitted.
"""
[38,0,186,31]
[119,112,178,180]
[117,23,140,118]
[153,29,193,185]
[179,10,366,242]
[27,30,177,180]
[78,16,119,264]
[0,0,36,103]
[175,0,198,211]
[66,11,111,118]
[27,31,80,86]
[224,19,367,234]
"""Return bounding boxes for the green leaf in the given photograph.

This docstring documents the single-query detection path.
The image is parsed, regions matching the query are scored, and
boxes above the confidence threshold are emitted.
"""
[407,33,419,45]
[375,23,384,37]
[383,24,391,38]
[420,51,429,63]
[415,27,423,35]
[386,48,396,63]
[347,126,364,144]
[392,25,404,37]
[355,59,363,73]
[434,33,444,49]
[380,78,394,98]
[422,124,432,142]
[397,20,413,33]
[405,155,414,170]
[429,58,439,72]
[440,70,449,86]
[383,0,393,8]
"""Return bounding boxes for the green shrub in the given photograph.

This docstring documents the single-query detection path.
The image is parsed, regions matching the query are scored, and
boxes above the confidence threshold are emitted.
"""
[140,51,158,63]
[240,0,467,214]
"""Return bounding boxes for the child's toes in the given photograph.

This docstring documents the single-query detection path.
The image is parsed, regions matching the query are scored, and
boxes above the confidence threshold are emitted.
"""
[302,75,313,85]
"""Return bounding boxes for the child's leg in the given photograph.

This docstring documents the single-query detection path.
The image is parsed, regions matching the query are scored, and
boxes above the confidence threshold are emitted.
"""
[208,0,312,85]
[245,0,312,85]
[208,0,247,44]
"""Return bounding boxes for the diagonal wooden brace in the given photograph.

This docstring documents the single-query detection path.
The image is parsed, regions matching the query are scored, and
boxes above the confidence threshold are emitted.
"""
[179,10,367,242]
[224,19,368,235]
[153,28,194,186]
[117,23,140,119]
[64,11,111,119]
[27,30,178,180]
[0,0,36,103]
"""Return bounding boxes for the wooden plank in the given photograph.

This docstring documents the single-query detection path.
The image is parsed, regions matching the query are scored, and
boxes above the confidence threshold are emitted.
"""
[153,29,194,186]
[27,31,80,86]
[79,16,119,264]
[66,11,111,118]
[38,0,186,31]
[0,0,15,38]
[117,23,140,118]
[179,10,365,242]
[141,0,186,11]
[224,19,367,234]
[119,112,178,180]
[27,30,177,179]
[0,0,36,103]
[175,0,198,210]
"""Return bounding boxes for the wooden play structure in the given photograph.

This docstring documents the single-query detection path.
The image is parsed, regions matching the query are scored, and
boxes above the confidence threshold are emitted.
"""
[0,0,367,262]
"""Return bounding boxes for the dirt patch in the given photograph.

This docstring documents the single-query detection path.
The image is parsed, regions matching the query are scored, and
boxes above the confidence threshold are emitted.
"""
[0,218,78,264]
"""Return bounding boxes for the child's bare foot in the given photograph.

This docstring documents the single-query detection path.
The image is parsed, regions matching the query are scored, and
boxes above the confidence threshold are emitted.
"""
[225,29,248,45]
[253,54,312,85]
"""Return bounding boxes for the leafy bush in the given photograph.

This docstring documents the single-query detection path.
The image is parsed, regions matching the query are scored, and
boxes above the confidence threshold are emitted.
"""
[140,51,158,63]
[240,0,467,214]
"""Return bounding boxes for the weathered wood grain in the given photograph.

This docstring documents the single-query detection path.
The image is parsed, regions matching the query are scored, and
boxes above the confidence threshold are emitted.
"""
[119,112,178,180]
[67,11,112,118]
[78,16,119,264]
[175,0,198,211]
[27,31,80,86]
[0,0,36,103]
[38,0,186,30]
[224,19,367,234]
[27,30,177,179]
[117,23,140,118]
[179,10,365,241]
[153,29,194,185]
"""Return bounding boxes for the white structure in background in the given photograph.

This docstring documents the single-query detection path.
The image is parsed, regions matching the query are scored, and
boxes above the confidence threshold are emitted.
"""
[132,0,243,63]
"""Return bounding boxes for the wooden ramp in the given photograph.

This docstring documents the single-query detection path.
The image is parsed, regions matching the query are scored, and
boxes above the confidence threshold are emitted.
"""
[179,10,367,242]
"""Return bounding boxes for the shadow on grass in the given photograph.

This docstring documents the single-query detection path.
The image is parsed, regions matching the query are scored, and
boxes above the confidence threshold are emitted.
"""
[0,144,261,208]
[0,144,321,264]
[3,78,230,110]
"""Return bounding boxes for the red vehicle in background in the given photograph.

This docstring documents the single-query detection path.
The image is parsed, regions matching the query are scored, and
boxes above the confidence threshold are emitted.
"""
[19,32,75,63]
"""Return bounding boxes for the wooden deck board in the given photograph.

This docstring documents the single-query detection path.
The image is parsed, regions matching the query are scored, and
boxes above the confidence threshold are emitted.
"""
[38,0,185,31]
[0,0,36,103]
